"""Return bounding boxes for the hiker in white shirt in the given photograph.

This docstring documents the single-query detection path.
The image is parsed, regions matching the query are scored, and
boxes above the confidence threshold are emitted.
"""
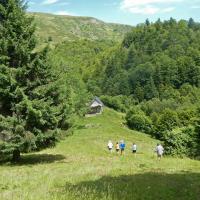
[107,140,113,152]
[155,144,164,160]
[131,143,137,157]
[132,143,137,156]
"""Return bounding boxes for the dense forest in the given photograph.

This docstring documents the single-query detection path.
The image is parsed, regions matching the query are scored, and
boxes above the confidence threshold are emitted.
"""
[89,18,200,157]
[1,0,200,161]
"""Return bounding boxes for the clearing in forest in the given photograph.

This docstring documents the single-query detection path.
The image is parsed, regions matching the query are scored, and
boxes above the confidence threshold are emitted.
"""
[0,108,200,200]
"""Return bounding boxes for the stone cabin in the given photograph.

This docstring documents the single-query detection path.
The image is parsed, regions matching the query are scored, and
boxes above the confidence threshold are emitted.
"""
[89,97,104,114]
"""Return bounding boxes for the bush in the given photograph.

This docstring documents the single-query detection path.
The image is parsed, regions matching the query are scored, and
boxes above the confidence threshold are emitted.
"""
[140,98,180,116]
[126,108,152,133]
[177,109,196,126]
[155,109,180,138]
[163,126,198,157]
[101,96,126,112]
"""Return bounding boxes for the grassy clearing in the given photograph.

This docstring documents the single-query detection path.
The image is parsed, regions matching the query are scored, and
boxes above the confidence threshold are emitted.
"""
[0,108,200,200]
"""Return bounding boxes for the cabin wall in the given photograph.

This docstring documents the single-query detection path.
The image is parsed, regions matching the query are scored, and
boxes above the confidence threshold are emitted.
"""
[90,106,102,114]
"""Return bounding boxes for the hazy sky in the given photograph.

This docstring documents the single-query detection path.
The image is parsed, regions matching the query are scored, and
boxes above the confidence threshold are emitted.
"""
[28,0,200,25]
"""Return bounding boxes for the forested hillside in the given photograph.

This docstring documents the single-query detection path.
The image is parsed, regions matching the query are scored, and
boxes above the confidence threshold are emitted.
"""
[39,16,200,158]
[94,18,200,97]
[90,18,200,157]
[1,2,200,199]
[50,39,116,81]
[31,12,132,43]
[1,0,200,161]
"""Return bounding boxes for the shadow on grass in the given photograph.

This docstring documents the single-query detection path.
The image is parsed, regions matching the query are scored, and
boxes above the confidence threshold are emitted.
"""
[63,172,200,200]
[0,154,66,166]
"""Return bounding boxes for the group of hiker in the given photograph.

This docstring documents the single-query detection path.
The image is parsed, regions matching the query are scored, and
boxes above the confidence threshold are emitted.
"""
[107,140,164,159]
[107,140,127,155]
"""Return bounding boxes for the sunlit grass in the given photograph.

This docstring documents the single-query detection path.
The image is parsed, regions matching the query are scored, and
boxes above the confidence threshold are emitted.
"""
[0,108,200,200]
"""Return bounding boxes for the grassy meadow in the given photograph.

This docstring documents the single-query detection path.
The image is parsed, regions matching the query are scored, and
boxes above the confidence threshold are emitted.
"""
[0,108,200,200]
[30,13,132,43]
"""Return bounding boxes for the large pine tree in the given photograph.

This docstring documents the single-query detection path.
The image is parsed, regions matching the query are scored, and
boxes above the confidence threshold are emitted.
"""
[0,0,73,161]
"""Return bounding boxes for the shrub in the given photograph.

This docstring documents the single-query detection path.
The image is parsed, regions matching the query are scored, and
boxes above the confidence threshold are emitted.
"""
[126,108,152,133]
[155,109,180,138]
[177,109,196,126]
[163,126,198,157]
[101,95,136,112]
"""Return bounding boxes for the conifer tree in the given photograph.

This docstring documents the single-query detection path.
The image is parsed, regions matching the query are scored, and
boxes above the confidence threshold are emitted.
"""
[0,0,75,161]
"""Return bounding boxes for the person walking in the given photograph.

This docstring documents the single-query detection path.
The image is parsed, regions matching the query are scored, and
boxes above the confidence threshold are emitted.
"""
[155,144,164,160]
[132,143,137,156]
[120,140,125,155]
[115,142,120,153]
[107,140,113,153]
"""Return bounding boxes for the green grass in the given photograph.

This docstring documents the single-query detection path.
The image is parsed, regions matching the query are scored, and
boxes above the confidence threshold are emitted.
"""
[29,12,132,43]
[0,108,200,200]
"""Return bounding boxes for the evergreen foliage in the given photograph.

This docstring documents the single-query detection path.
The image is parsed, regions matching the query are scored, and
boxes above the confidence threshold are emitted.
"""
[89,18,200,157]
[1,1,200,160]
[0,0,88,161]
[91,18,200,98]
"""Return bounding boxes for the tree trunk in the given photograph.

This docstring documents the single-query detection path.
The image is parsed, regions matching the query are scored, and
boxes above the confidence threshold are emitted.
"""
[12,149,20,162]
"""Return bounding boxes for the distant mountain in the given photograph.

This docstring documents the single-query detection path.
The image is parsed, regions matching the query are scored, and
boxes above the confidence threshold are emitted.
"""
[30,12,133,43]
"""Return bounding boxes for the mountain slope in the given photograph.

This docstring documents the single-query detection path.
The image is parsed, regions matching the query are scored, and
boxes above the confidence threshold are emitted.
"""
[50,39,115,80]
[0,108,200,199]
[30,12,132,43]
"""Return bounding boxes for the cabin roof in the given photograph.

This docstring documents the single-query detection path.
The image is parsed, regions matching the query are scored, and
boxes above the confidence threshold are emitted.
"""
[90,97,104,108]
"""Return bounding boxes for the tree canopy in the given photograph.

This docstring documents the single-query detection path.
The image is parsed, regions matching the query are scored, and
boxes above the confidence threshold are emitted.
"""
[89,18,200,157]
